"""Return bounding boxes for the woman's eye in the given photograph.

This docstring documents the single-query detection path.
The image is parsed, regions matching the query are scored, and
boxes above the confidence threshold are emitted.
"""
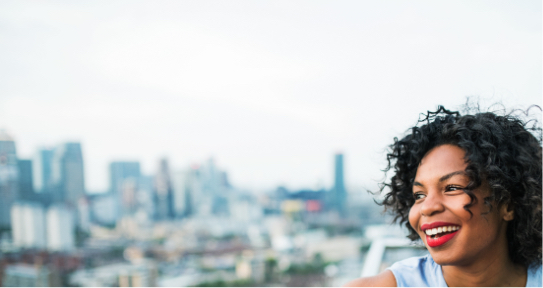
[413,193,425,200]
[446,185,463,192]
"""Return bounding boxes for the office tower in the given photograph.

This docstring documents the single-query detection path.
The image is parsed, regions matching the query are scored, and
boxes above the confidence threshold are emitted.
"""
[330,153,347,216]
[171,169,196,218]
[109,161,141,217]
[154,158,174,220]
[0,130,19,228]
[32,148,54,194]
[110,162,141,194]
[200,158,230,216]
[46,204,75,251]
[11,202,46,249]
[17,160,34,201]
[136,175,155,223]
[51,143,85,205]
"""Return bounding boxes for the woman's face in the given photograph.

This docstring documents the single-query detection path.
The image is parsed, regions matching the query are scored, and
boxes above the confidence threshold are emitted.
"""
[408,144,512,266]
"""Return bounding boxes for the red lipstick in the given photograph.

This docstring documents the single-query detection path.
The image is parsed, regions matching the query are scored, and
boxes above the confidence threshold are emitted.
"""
[421,222,461,248]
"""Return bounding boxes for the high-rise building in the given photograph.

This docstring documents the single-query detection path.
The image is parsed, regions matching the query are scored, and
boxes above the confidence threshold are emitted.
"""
[17,160,34,201]
[154,158,174,220]
[51,143,85,205]
[32,148,54,194]
[329,153,347,216]
[200,158,230,216]
[170,169,196,218]
[110,162,141,194]
[0,130,19,228]
[11,202,46,249]
[46,204,75,251]
[109,162,141,217]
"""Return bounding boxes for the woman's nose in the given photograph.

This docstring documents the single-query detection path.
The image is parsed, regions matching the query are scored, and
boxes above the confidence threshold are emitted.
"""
[420,192,445,216]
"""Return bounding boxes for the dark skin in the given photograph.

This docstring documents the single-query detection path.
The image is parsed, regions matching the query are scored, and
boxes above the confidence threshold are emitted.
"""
[345,145,528,287]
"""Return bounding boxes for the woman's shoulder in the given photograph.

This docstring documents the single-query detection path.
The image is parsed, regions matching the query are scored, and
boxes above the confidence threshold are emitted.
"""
[344,255,444,287]
[387,254,446,287]
[343,269,397,287]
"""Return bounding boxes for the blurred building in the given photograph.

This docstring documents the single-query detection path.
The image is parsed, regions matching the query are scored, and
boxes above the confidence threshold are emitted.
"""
[46,204,75,251]
[136,175,155,223]
[32,148,54,194]
[69,260,157,287]
[51,143,85,205]
[110,161,141,218]
[17,160,34,201]
[11,202,46,249]
[0,130,19,228]
[328,153,347,216]
[118,265,158,287]
[88,193,118,226]
[171,169,189,218]
[199,158,231,216]
[2,264,53,287]
[154,158,174,220]
[77,197,91,232]
[229,194,263,223]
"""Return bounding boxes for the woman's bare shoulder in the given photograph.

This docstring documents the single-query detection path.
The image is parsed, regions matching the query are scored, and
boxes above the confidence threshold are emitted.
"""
[343,270,397,287]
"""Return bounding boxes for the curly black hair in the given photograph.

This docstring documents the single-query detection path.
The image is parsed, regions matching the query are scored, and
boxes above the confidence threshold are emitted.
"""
[379,104,542,268]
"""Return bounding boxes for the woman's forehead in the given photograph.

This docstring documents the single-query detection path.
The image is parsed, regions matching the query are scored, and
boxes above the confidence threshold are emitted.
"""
[416,145,468,180]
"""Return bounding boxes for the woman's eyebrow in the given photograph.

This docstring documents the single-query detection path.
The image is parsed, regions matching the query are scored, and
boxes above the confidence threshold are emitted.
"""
[438,170,467,183]
[412,171,467,188]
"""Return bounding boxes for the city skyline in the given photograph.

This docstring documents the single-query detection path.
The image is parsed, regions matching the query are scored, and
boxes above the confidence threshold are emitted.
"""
[1,1,541,192]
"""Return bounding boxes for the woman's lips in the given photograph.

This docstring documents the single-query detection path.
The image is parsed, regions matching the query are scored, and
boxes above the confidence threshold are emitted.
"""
[426,230,459,247]
[421,221,461,248]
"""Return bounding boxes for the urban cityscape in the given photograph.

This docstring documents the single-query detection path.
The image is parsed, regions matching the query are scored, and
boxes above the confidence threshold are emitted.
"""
[0,0,539,286]
[0,129,426,287]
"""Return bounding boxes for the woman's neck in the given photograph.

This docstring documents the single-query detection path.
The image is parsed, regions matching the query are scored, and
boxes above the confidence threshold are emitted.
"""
[441,245,527,287]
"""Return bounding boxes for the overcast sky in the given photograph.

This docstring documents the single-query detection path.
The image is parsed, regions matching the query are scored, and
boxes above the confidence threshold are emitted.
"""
[0,0,541,193]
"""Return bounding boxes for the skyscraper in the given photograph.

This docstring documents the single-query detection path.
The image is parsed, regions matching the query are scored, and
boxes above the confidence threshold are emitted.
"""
[110,162,141,194]
[330,153,347,216]
[17,160,34,201]
[109,161,141,217]
[32,148,54,194]
[171,168,198,218]
[0,130,19,228]
[154,158,174,220]
[51,143,85,205]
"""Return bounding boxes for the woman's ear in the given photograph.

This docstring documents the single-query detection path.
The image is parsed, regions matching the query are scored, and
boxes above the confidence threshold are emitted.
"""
[500,203,514,221]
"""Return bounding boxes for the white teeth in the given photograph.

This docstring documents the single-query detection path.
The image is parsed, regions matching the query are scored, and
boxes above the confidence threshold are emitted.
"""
[424,226,460,235]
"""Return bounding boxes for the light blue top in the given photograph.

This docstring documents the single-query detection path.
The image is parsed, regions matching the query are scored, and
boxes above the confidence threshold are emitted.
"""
[387,254,542,287]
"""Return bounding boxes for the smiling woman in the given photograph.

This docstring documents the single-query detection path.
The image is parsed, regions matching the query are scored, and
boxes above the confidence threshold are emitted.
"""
[346,105,542,287]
